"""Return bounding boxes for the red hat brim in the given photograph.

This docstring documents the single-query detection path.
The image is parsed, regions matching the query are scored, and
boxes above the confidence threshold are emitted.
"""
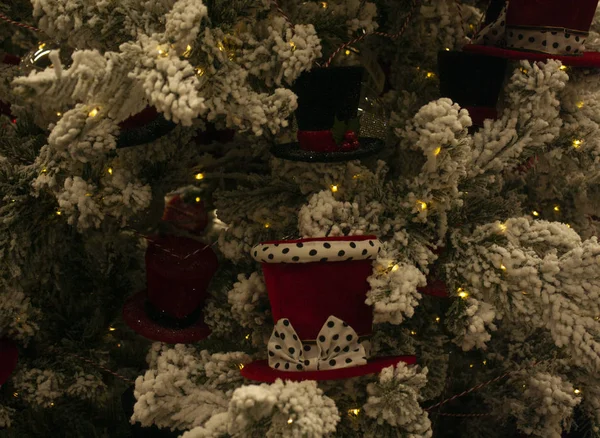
[464,44,600,68]
[123,291,211,343]
[0,339,18,385]
[240,356,417,383]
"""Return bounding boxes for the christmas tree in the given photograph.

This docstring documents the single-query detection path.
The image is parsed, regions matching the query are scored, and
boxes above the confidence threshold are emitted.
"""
[2,0,600,437]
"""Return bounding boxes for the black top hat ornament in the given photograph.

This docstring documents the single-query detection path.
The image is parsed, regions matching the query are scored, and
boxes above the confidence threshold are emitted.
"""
[438,50,508,127]
[271,66,385,163]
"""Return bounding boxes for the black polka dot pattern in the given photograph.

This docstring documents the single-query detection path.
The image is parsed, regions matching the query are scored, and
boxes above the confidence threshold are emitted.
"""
[251,237,382,263]
[267,316,369,372]
[472,3,588,58]
[472,4,508,47]
[505,27,587,56]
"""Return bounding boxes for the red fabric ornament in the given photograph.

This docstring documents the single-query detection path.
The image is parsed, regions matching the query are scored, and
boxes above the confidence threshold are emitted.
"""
[259,236,379,340]
[123,236,218,343]
[242,235,418,382]
[464,44,600,68]
[465,0,600,67]
[146,236,218,319]
[241,356,417,383]
[0,339,18,386]
[506,0,597,32]
[162,194,209,233]
[297,130,338,152]
[123,291,211,343]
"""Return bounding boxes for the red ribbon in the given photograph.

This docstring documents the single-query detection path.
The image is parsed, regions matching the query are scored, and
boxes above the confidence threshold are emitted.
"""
[297,131,339,152]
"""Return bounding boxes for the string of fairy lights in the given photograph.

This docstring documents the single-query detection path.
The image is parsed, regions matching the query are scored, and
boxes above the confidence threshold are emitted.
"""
[2,1,592,427]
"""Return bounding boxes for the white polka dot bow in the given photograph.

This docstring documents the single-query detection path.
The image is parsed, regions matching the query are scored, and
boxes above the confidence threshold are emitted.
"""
[268,316,369,372]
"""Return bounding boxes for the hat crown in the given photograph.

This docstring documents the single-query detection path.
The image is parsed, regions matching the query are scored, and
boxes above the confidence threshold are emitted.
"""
[293,67,363,131]
[506,0,598,32]
[146,236,218,319]
[256,235,380,340]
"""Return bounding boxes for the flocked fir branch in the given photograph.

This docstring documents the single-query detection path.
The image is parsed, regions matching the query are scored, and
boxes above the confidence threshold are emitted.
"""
[3,0,600,437]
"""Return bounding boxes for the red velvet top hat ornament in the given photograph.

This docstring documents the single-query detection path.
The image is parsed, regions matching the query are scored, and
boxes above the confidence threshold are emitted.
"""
[240,236,416,383]
[438,50,508,128]
[123,192,218,343]
[116,107,177,149]
[464,0,600,68]
[270,66,385,163]
[0,339,18,387]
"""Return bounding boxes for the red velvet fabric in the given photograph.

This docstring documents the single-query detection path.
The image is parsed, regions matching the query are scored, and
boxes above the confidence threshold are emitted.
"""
[122,291,211,343]
[240,356,417,382]
[0,339,18,385]
[118,107,160,130]
[260,235,377,340]
[297,130,338,152]
[146,236,218,319]
[418,279,450,298]
[464,106,498,127]
[506,0,598,31]
[464,44,600,68]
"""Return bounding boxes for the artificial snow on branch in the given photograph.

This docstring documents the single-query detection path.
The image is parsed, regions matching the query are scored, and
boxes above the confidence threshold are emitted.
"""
[183,379,340,438]
[364,362,432,437]
[132,344,250,430]
[449,218,600,372]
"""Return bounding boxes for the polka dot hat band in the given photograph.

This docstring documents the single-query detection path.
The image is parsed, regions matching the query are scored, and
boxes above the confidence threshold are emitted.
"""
[476,0,595,55]
[251,236,381,264]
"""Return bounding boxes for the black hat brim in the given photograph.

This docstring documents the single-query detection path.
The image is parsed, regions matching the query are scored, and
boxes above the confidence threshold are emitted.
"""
[271,137,384,163]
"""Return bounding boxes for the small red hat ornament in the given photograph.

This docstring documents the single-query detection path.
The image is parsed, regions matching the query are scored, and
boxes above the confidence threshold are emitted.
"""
[123,192,218,343]
[240,235,416,382]
[464,0,600,68]
[0,339,18,387]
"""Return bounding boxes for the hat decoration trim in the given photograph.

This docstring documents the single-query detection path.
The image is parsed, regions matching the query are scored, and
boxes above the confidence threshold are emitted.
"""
[474,3,589,57]
[251,236,381,264]
[268,316,370,372]
[506,26,587,55]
